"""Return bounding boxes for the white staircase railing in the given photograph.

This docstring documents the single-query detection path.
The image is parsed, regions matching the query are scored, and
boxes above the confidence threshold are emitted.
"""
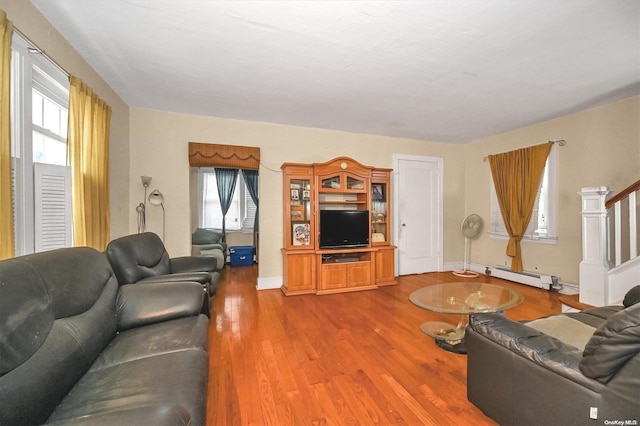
[580,180,640,306]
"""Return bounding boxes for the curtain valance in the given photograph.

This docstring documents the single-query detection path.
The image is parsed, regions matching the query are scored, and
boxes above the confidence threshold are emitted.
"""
[188,142,260,170]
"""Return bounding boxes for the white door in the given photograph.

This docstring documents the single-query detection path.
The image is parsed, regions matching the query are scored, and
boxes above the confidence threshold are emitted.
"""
[393,154,442,275]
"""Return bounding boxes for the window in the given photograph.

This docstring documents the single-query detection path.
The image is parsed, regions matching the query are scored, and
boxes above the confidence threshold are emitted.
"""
[11,34,71,255]
[489,144,557,242]
[198,168,257,231]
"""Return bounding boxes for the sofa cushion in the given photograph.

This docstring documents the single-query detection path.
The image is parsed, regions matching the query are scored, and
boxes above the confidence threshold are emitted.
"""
[0,259,52,375]
[47,350,208,425]
[566,305,623,327]
[580,302,640,383]
[116,282,206,330]
[46,405,192,426]
[526,315,596,351]
[91,315,208,370]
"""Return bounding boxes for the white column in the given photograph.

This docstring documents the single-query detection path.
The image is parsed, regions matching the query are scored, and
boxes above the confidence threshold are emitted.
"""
[579,186,611,306]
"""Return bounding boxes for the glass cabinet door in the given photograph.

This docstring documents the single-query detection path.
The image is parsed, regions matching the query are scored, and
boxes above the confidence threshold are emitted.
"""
[371,182,388,244]
[320,174,365,191]
[346,176,364,190]
[290,179,312,247]
[321,175,341,189]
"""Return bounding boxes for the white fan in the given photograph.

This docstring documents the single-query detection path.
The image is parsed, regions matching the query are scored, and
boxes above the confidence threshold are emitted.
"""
[453,214,484,278]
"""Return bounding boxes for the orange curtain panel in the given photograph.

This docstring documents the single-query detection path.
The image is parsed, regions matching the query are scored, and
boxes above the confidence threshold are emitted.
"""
[488,142,552,272]
[0,10,13,260]
[68,76,112,250]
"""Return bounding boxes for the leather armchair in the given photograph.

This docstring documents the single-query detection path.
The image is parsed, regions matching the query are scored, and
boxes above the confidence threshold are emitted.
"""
[106,232,220,299]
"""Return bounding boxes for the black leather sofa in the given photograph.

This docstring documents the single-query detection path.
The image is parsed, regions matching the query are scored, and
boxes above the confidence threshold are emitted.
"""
[0,247,209,425]
[466,289,640,426]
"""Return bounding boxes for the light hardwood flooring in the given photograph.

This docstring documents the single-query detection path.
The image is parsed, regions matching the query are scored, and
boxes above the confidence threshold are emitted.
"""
[207,265,563,425]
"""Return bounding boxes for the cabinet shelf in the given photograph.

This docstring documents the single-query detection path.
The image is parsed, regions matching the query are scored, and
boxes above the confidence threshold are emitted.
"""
[318,200,367,205]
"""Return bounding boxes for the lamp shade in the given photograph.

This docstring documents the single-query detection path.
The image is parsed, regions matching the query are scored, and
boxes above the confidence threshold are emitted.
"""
[148,189,164,206]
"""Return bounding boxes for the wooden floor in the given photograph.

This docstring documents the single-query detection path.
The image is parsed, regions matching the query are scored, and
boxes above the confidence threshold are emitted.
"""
[207,266,563,425]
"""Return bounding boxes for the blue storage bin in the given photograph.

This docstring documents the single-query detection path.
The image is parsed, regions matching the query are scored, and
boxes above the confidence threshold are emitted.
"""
[229,246,255,266]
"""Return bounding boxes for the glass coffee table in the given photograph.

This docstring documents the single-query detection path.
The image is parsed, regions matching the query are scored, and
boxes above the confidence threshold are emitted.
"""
[410,282,523,354]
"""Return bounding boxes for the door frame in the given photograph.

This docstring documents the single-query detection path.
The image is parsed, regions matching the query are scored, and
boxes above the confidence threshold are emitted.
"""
[392,153,444,275]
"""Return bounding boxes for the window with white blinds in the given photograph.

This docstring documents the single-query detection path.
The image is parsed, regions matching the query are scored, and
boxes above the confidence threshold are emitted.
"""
[489,144,558,242]
[198,168,256,231]
[10,33,71,255]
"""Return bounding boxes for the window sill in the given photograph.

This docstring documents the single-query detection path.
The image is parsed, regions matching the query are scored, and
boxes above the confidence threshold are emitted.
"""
[489,233,558,245]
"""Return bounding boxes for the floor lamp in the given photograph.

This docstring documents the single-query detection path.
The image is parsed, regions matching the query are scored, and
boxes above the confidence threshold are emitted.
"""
[148,189,165,242]
[137,176,151,232]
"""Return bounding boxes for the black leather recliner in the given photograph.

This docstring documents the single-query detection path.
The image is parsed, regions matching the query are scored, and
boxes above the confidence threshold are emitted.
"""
[106,233,220,312]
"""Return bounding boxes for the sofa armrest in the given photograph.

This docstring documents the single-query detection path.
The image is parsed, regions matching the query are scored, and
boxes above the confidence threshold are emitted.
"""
[170,256,217,273]
[137,271,211,284]
[469,313,600,390]
[116,282,205,330]
[46,404,191,425]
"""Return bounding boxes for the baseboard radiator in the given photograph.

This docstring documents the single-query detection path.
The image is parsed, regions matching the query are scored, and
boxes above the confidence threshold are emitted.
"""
[490,266,561,291]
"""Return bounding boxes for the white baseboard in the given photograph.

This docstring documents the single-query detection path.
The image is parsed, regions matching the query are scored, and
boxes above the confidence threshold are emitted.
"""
[257,276,282,291]
[443,261,578,294]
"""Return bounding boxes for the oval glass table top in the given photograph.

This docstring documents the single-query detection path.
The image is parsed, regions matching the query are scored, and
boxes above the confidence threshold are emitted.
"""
[410,282,524,314]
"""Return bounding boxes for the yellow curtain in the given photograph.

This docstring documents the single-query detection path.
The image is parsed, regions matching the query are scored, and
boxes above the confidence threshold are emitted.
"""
[488,142,552,272]
[0,10,13,260]
[68,76,112,250]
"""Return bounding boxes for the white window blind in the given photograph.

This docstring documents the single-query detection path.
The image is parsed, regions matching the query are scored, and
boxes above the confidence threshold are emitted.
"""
[34,163,72,252]
[243,184,257,229]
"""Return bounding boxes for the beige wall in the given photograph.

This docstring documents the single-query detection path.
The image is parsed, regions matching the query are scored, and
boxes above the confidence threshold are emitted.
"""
[1,1,131,240]
[130,108,466,280]
[464,96,639,284]
[131,97,638,285]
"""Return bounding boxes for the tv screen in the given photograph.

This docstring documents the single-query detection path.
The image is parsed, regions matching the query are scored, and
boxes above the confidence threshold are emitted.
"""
[319,210,369,249]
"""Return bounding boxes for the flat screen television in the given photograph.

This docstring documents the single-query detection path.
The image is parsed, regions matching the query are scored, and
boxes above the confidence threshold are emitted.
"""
[319,210,369,249]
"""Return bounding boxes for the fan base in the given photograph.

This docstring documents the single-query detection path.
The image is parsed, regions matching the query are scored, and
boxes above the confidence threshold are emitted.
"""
[452,270,479,278]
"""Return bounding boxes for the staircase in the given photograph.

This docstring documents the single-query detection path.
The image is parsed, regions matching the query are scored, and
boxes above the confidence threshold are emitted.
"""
[580,179,640,305]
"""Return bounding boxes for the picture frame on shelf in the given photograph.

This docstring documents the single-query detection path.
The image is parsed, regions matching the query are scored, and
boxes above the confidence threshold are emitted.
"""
[291,205,305,220]
[302,190,310,200]
[372,184,384,200]
[372,232,386,242]
[291,189,299,200]
[292,223,310,246]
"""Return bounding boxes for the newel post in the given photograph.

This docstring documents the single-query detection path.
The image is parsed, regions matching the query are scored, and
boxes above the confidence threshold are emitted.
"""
[579,186,611,306]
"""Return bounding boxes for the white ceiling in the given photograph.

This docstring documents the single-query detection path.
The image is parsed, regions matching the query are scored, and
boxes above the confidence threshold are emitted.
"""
[31,0,640,143]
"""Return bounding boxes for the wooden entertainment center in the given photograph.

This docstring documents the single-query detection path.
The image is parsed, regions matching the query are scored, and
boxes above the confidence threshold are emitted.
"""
[281,157,396,295]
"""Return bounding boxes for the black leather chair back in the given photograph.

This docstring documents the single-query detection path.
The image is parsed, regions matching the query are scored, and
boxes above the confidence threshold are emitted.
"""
[106,232,171,284]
